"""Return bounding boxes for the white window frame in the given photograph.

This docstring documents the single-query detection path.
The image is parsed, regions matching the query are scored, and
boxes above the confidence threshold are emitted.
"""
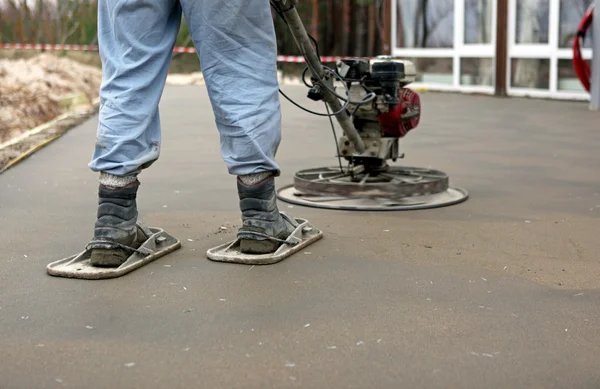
[507,0,593,100]
[391,0,498,94]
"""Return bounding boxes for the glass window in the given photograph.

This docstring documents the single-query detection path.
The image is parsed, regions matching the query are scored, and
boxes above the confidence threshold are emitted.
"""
[460,58,494,86]
[396,0,455,48]
[515,0,550,44]
[406,58,454,84]
[510,58,550,89]
[557,58,592,91]
[559,0,594,48]
[464,0,494,44]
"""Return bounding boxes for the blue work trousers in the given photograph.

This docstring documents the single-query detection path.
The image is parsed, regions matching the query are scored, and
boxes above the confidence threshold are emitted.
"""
[89,0,282,177]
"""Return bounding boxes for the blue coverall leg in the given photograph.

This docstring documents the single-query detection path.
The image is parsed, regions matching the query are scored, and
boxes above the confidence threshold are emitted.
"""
[89,0,282,177]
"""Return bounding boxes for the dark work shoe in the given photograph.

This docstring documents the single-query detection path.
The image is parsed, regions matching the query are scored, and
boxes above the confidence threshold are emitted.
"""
[237,175,295,254]
[88,182,144,267]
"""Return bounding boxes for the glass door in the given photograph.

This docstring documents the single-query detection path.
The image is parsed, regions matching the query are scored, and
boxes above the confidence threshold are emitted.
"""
[392,0,497,93]
[507,0,593,99]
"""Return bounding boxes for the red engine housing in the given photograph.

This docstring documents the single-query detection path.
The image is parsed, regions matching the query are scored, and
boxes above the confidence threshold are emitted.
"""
[377,88,421,138]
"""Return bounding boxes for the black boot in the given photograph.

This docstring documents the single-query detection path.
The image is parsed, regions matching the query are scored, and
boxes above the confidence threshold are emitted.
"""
[88,181,146,267]
[237,175,295,254]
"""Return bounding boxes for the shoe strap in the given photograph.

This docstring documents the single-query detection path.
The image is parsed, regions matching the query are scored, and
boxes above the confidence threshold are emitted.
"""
[86,239,153,257]
[239,231,301,245]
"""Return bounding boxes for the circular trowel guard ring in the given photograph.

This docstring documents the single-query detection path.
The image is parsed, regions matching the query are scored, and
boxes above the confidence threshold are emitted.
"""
[277,166,469,211]
[293,166,449,198]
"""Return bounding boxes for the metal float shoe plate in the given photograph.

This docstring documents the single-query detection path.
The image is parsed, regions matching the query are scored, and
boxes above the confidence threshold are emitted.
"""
[206,217,323,265]
[46,226,181,280]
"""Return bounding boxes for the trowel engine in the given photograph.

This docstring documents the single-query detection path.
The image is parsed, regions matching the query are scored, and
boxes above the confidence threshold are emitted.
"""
[313,58,421,166]
[272,0,421,172]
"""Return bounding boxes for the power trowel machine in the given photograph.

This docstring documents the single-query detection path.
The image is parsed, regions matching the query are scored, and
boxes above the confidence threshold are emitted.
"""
[271,0,468,211]
[46,0,467,279]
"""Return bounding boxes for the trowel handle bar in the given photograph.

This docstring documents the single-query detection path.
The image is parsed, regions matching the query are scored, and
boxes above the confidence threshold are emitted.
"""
[271,0,366,154]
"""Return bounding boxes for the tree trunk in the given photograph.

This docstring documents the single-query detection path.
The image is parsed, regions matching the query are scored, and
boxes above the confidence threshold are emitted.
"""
[15,3,25,42]
[396,0,405,48]
[311,0,319,42]
[355,3,366,56]
[413,0,423,48]
[342,0,351,55]
[326,0,334,54]
[367,1,376,56]
[422,0,429,47]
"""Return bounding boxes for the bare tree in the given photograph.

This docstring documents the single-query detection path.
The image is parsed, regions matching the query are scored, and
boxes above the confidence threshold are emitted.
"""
[342,0,351,55]
[311,0,319,43]
[367,0,376,56]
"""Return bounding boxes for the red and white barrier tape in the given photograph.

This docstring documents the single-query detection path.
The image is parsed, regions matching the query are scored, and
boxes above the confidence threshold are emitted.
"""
[0,43,353,63]
[1,43,99,51]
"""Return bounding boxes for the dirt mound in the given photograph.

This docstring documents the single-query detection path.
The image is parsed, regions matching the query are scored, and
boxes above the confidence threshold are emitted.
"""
[0,54,102,143]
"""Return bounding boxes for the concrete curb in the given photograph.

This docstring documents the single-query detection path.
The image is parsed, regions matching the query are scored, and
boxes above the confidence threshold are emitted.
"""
[0,96,100,174]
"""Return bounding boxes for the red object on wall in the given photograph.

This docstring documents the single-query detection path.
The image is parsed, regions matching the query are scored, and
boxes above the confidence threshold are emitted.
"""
[572,6,594,92]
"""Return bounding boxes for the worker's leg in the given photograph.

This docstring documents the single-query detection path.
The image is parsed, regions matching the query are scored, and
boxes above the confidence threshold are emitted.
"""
[180,0,282,176]
[89,0,182,176]
[181,0,294,254]
[87,0,182,267]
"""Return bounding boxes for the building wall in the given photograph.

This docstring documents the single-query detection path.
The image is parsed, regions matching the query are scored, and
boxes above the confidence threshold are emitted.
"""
[391,0,594,100]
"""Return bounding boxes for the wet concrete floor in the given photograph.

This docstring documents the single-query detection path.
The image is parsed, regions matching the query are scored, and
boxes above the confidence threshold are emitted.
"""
[0,85,598,388]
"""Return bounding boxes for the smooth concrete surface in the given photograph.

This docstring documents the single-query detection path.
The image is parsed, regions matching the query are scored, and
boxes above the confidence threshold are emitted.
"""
[1,85,599,389]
